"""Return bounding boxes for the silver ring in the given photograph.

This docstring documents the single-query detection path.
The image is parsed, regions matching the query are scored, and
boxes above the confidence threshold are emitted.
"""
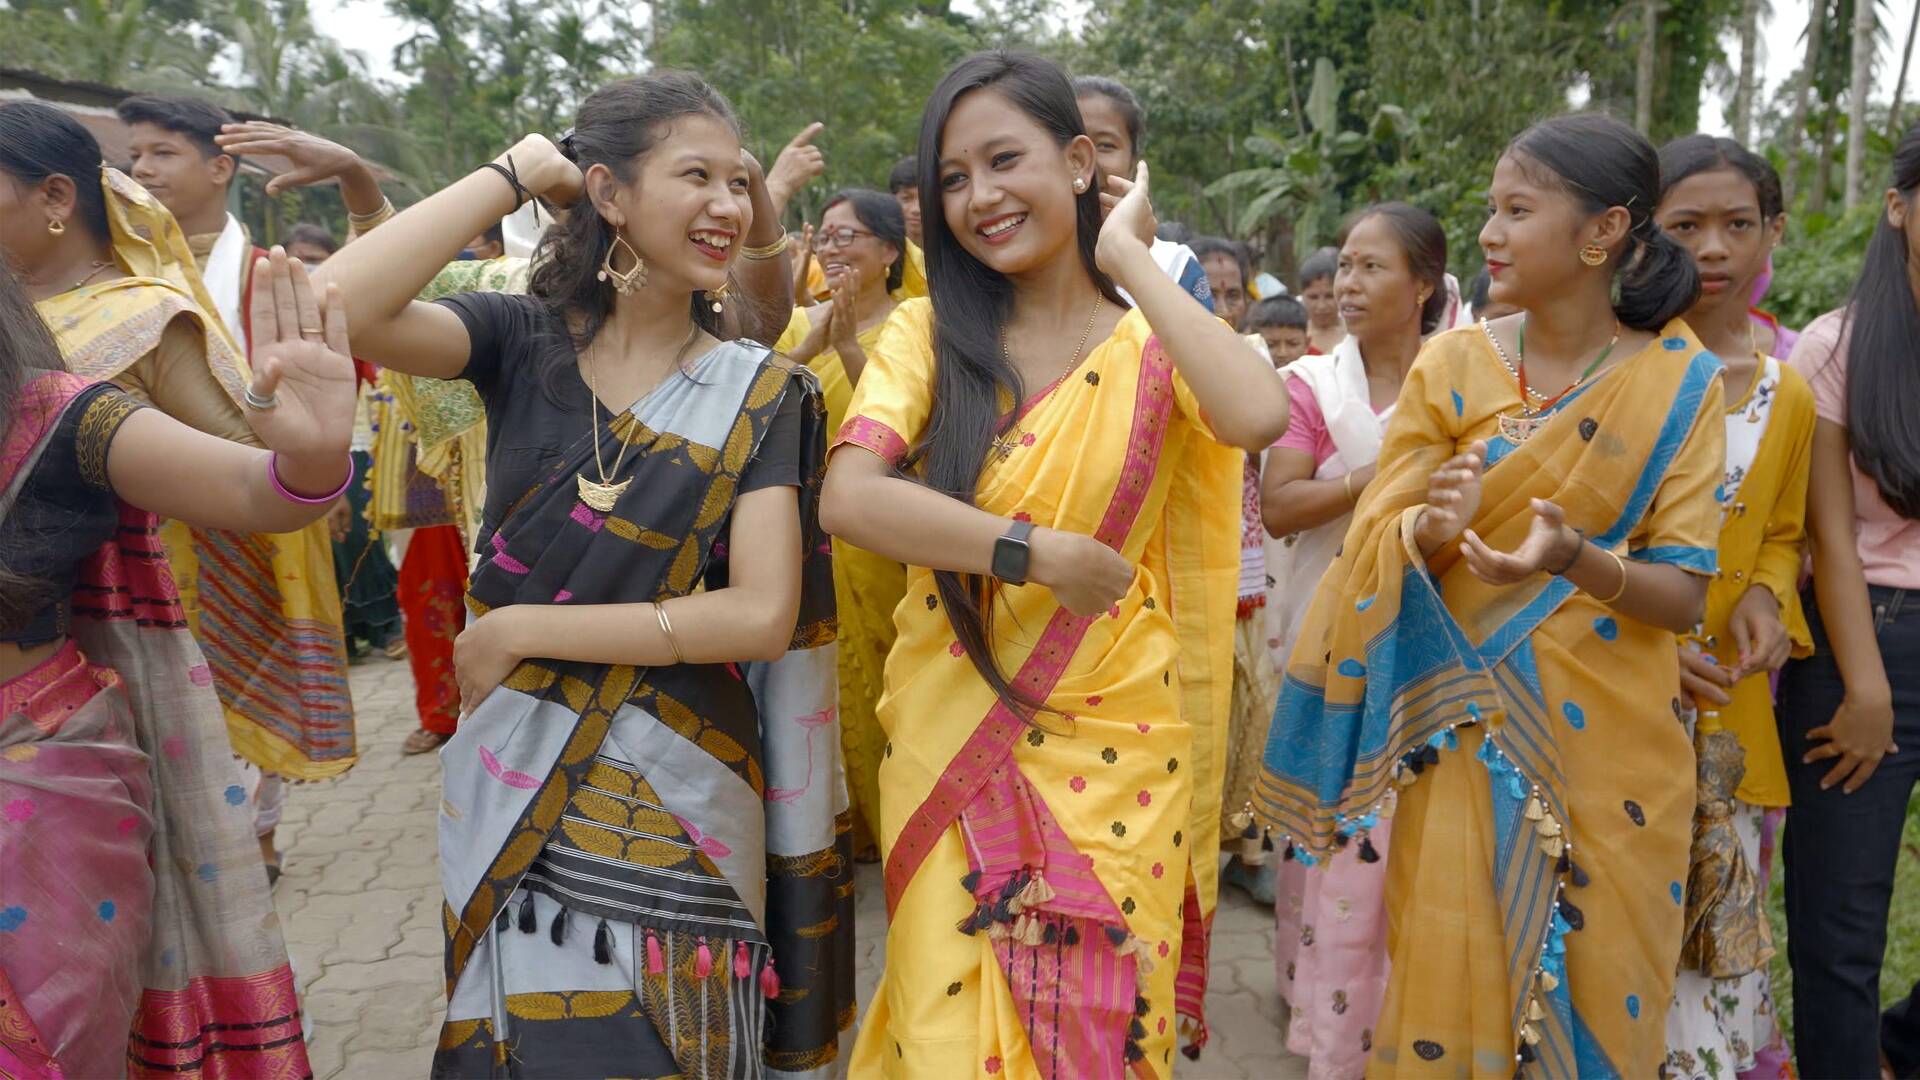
[244,385,279,411]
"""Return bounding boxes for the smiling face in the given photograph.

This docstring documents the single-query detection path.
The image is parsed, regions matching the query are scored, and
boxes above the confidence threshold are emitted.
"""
[592,112,751,295]
[938,87,1094,278]
[816,199,899,292]
[1656,166,1782,318]
[1479,152,1601,312]
[1336,213,1428,345]
[1075,93,1135,182]
[125,121,232,227]
[1201,251,1248,328]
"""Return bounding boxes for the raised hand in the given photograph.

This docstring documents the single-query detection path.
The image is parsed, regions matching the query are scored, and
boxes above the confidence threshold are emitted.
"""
[767,122,826,211]
[827,266,861,354]
[216,122,371,198]
[1414,440,1487,553]
[793,222,818,305]
[1030,528,1135,617]
[1094,161,1158,277]
[1460,497,1579,585]
[242,247,357,475]
[496,133,582,208]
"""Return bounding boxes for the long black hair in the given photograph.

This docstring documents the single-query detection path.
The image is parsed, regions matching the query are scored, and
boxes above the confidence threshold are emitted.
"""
[1839,122,1920,518]
[0,263,75,632]
[527,72,740,394]
[0,102,111,244]
[915,51,1127,721]
[1506,113,1700,331]
[1338,202,1449,334]
[819,188,906,292]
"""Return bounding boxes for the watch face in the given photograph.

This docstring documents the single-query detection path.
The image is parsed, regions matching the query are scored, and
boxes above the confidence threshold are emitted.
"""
[994,532,1030,583]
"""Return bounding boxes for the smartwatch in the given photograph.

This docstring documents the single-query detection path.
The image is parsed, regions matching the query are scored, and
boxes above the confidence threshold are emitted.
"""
[992,520,1037,586]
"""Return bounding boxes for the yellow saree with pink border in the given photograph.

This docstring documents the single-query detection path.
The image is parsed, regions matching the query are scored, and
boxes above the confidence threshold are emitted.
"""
[838,300,1240,1079]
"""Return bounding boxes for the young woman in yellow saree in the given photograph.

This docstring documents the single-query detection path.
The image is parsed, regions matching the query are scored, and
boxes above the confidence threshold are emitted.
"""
[823,52,1289,1078]
[777,188,911,863]
[1257,115,1723,1077]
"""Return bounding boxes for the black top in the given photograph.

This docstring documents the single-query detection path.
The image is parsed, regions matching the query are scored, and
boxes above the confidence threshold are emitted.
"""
[433,291,803,551]
[2,381,146,646]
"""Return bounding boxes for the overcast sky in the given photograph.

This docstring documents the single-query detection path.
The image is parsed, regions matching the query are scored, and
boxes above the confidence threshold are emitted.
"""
[309,0,1917,138]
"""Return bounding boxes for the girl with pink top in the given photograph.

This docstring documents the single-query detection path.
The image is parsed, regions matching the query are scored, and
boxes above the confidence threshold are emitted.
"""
[1776,121,1920,1078]
[1260,201,1447,1079]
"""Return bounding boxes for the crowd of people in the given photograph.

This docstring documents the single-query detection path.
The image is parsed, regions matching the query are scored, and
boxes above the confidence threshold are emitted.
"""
[2,42,1919,1080]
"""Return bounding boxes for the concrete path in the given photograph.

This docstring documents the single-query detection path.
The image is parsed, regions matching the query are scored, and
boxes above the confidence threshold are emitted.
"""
[274,654,1307,1078]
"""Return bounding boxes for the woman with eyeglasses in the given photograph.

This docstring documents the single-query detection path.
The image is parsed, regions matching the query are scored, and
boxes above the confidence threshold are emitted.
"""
[775,188,911,863]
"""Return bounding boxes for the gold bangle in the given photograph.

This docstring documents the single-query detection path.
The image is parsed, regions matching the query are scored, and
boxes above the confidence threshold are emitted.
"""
[654,600,686,665]
[1342,472,1356,504]
[1595,548,1630,605]
[739,232,790,261]
[346,197,396,233]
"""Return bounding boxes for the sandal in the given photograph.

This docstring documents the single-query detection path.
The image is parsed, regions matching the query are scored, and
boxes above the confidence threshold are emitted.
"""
[403,728,452,756]
[383,638,409,661]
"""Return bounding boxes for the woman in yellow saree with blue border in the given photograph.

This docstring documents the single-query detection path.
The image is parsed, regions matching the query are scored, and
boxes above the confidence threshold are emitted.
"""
[825,52,1290,1079]
[1257,115,1726,1078]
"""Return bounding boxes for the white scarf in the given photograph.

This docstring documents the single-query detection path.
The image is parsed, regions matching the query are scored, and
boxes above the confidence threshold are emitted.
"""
[1264,334,1395,671]
[203,213,250,351]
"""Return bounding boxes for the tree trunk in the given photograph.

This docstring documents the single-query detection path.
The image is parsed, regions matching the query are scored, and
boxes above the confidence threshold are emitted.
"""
[1812,112,1839,216]
[1845,0,1878,209]
[1783,7,1827,207]
[1635,0,1660,134]
[1891,0,1920,137]
[1732,0,1760,143]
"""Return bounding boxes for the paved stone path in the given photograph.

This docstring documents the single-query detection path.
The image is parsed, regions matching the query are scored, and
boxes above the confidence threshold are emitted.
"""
[276,655,1307,1078]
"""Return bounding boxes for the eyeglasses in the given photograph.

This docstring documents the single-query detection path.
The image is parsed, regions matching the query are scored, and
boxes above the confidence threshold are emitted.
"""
[811,226,877,250]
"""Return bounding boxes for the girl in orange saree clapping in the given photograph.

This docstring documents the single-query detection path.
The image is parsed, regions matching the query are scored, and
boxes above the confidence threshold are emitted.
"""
[823,51,1290,1078]
[1257,114,1725,1077]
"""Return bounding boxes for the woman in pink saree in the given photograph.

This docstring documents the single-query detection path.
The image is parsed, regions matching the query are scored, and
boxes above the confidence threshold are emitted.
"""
[0,245,354,1076]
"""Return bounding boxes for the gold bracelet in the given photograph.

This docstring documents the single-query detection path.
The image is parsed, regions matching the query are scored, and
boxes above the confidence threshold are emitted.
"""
[346,197,396,233]
[654,600,686,665]
[1595,548,1630,605]
[739,232,790,261]
[1342,472,1356,504]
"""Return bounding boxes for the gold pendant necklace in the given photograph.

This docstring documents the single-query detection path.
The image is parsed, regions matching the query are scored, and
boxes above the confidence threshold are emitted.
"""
[577,323,699,512]
[994,292,1104,458]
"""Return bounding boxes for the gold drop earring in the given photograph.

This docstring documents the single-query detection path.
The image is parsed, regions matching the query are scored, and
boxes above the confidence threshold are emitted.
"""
[1578,242,1608,267]
[707,279,732,313]
[599,232,647,294]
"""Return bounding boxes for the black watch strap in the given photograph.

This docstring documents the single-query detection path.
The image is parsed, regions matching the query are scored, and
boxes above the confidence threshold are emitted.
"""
[992,520,1037,586]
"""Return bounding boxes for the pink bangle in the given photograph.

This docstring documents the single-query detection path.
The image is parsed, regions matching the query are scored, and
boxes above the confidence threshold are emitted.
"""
[268,452,354,504]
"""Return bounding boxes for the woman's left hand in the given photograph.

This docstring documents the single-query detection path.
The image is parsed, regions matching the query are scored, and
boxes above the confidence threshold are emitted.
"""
[1728,585,1792,679]
[454,606,525,717]
[1094,161,1157,277]
[1460,498,1579,585]
[243,248,357,466]
[827,267,861,354]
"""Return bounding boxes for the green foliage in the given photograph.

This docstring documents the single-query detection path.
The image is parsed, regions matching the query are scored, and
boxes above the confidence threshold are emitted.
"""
[1766,200,1880,327]
[649,0,999,226]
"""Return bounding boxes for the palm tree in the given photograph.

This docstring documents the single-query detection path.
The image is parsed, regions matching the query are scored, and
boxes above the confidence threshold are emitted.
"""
[1890,0,1919,137]
[1845,0,1879,209]
[1635,0,1661,134]
[1783,5,1827,207]
[1731,0,1765,144]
